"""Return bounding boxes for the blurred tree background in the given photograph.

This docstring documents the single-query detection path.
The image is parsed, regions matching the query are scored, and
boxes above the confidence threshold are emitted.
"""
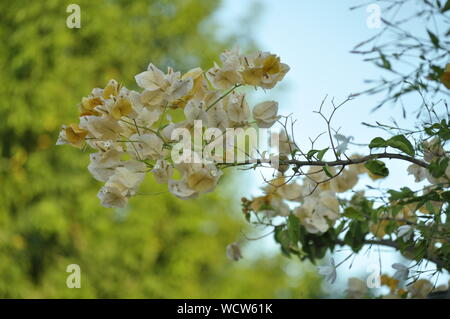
[0,0,320,298]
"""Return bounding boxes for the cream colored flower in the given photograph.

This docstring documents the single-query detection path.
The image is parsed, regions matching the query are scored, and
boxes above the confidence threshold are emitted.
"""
[407,164,427,182]
[423,137,445,163]
[168,179,198,199]
[182,67,205,97]
[186,165,222,193]
[241,52,290,89]
[88,150,122,182]
[330,166,359,193]
[97,162,146,208]
[219,47,243,70]
[294,190,339,234]
[277,182,302,201]
[165,67,207,109]
[207,104,229,131]
[303,166,336,193]
[135,63,168,90]
[206,48,243,89]
[206,63,242,90]
[347,278,368,299]
[252,101,279,128]
[295,206,330,234]
[134,107,162,129]
[266,196,290,217]
[110,97,133,120]
[103,79,121,99]
[97,184,128,208]
[166,76,193,103]
[152,160,173,184]
[56,124,88,148]
[109,164,146,191]
[224,93,250,125]
[408,279,433,298]
[316,190,340,220]
[161,121,184,142]
[127,133,164,160]
[184,100,208,123]
[79,95,103,117]
[79,115,123,140]
[136,63,193,109]
[348,154,367,174]
[140,87,166,109]
[369,220,390,239]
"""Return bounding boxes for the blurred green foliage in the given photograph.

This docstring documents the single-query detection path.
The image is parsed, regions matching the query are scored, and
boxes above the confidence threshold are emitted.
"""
[0,0,321,298]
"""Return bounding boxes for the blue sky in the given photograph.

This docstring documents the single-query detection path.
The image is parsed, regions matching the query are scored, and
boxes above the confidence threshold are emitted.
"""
[213,0,449,294]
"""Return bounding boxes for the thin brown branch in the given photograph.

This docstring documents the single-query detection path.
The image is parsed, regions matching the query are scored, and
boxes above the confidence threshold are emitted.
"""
[225,152,429,169]
[337,239,448,272]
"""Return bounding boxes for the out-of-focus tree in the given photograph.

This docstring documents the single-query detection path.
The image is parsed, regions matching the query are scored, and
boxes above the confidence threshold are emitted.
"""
[0,0,321,298]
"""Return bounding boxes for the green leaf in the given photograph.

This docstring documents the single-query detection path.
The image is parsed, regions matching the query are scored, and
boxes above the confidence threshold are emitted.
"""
[440,243,450,256]
[442,0,450,12]
[369,137,387,149]
[287,214,300,244]
[274,226,291,257]
[428,157,449,178]
[323,165,333,178]
[414,241,428,261]
[343,207,365,221]
[441,191,450,202]
[379,52,391,70]
[335,220,346,235]
[390,205,403,218]
[370,210,379,223]
[385,220,398,234]
[365,160,389,177]
[244,211,251,222]
[343,221,367,253]
[424,201,437,215]
[317,147,329,161]
[386,134,415,157]
[427,29,440,48]
[387,187,414,201]
[306,149,319,160]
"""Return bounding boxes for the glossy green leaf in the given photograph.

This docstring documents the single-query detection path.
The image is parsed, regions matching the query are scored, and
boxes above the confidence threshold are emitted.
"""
[386,135,415,157]
[365,160,389,177]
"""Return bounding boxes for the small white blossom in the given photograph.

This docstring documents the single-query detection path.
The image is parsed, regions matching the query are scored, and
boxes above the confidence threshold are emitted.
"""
[88,150,122,182]
[317,257,337,284]
[252,101,280,128]
[407,164,427,182]
[397,225,413,242]
[334,133,353,154]
[168,179,198,199]
[225,93,250,125]
[392,263,409,281]
[127,133,164,160]
[152,160,173,184]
